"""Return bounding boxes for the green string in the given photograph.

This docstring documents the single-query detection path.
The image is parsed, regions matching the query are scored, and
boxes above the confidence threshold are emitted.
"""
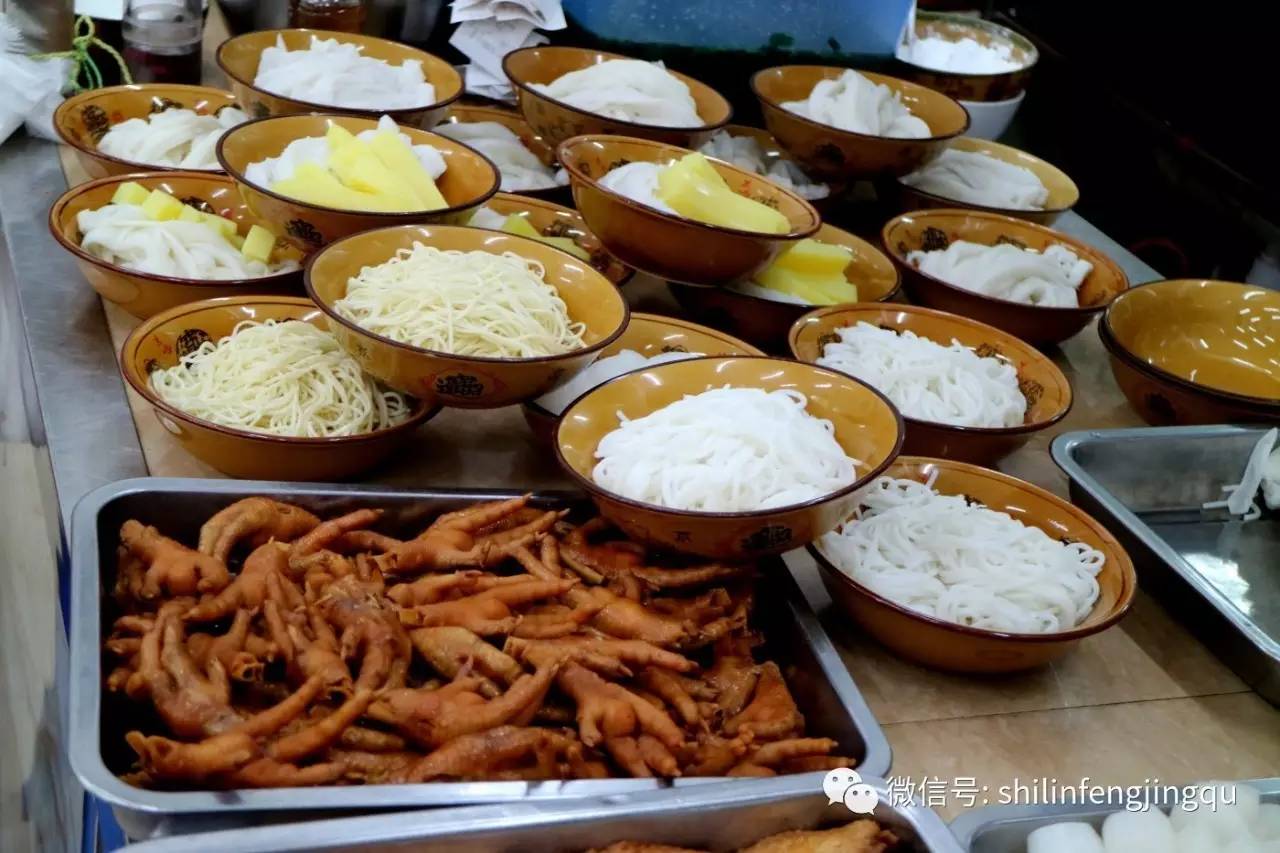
[32,15,133,92]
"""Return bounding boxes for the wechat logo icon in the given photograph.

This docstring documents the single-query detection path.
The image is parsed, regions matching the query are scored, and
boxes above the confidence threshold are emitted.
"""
[822,767,879,815]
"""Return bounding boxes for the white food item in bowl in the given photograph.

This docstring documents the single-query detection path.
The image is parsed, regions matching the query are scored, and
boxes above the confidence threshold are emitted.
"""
[598,161,675,214]
[782,70,930,138]
[1026,822,1106,853]
[698,130,829,201]
[97,106,248,170]
[724,279,809,305]
[252,35,437,110]
[908,240,1092,308]
[434,120,567,192]
[531,59,701,127]
[898,35,1024,74]
[900,148,1048,210]
[534,349,702,415]
[466,205,508,230]
[243,115,446,187]
[1100,808,1178,853]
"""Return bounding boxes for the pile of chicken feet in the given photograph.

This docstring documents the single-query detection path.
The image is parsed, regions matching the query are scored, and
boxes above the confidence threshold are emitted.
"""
[105,495,852,788]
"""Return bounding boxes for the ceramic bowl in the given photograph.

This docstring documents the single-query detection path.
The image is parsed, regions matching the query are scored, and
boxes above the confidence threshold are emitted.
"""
[1100,279,1280,425]
[882,208,1129,345]
[896,136,1079,225]
[522,312,763,448]
[439,104,567,202]
[666,222,900,352]
[470,192,633,286]
[120,296,438,480]
[216,28,462,128]
[217,114,499,251]
[704,123,843,212]
[789,303,1072,464]
[896,12,1038,103]
[557,134,821,285]
[959,90,1026,141]
[53,84,240,179]
[48,171,305,319]
[555,356,904,559]
[306,224,629,408]
[809,456,1136,673]
[503,46,731,148]
[751,66,969,181]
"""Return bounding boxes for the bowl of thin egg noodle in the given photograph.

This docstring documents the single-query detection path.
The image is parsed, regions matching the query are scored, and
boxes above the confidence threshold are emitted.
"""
[306,223,629,408]
[49,172,304,319]
[882,208,1129,345]
[751,65,969,181]
[666,222,900,352]
[789,302,1072,465]
[555,355,904,560]
[502,46,732,148]
[557,135,821,285]
[218,113,500,251]
[809,456,1136,672]
[120,295,438,480]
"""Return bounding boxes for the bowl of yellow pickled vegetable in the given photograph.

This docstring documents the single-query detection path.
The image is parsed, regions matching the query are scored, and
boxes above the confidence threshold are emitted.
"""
[667,223,901,351]
[217,114,500,251]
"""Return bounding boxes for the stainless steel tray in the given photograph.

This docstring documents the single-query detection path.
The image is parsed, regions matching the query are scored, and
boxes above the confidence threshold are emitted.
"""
[950,777,1280,851]
[126,775,962,852]
[1052,426,1280,704]
[69,478,891,841]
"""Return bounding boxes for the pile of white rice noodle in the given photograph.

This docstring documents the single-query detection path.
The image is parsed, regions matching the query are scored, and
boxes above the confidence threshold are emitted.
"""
[908,240,1092,308]
[253,35,436,109]
[900,148,1049,210]
[817,322,1027,428]
[97,106,248,170]
[818,471,1104,633]
[593,386,858,512]
[532,59,702,127]
[698,130,828,200]
[433,121,566,192]
[244,115,446,187]
[782,70,930,138]
[534,349,701,415]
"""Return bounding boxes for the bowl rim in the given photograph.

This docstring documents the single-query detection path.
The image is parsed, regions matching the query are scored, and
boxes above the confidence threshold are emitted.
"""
[557,134,822,241]
[48,170,306,289]
[897,11,1041,80]
[1099,280,1280,409]
[895,137,1080,217]
[502,45,733,136]
[214,27,464,117]
[215,113,501,219]
[749,64,972,145]
[881,207,1129,317]
[304,222,631,365]
[807,455,1137,643]
[53,83,240,175]
[120,294,440,446]
[552,354,906,521]
[787,302,1074,436]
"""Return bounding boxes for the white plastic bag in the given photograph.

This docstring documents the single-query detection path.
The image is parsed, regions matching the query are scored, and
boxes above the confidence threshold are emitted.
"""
[0,15,74,145]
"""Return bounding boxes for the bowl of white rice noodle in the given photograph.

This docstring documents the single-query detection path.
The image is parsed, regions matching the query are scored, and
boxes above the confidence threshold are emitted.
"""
[895,12,1038,104]
[882,208,1130,345]
[554,355,904,559]
[120,296,438,480]
[502,45,732,148]
[789,302,1072,465]
[436,105,569,201]
[809,456,1136,672]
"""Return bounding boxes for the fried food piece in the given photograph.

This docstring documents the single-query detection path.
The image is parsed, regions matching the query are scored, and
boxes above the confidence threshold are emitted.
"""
[560,518,645,581]
[330,530,403,554]
[406,725,577,782]
[288,508,382,572]
[606,734,681,777]
[265,601,353,698]
[558,663,684,750]
[397,579,577,634]
[339,726,407,753]
[387,571,493,606]
[506,636,695,676]
[186,542,291,621]
[574,587,689,647]
[637,668,702,727]
[137,606,240,737]
[745,737,838,768]
[186,609,269,682]
[198,498,321,563]
[121,521,230,599]
[317,574,411,691]
[376,496,560,576]
[781,755,858,773]
[679,734,750,776]
[409,626,524,692]
[727,763,775,777]
[678,594,752,651]
[216,758,345,788]
[724,662,803,741]
[737,820,899,853]
[330,749,420,784]
[113,547,149,607]
[705,635,760,718]
[590,845,705,853]
[267,689,375,763]
[510,598,606,639]
[629,563,748,589]
[125,730,256,781]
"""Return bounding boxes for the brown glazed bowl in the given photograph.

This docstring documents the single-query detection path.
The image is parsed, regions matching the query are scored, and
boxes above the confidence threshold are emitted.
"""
[306,224,629,408]
[895,136,1079,225]
[120,296,438,480]
[789,303,1072,464]
[522,312,764,448]
[810,456,1136,673]
[882,209,1129,345]
[751,66,969,181]
[216,28,462,128]
[49,171,305,319]
[503,46,732,148]
[558,135,821,285]
[53,84,240,179]
[217,114,499,251]
[896,12,1038,103]
[439,104,568,203]
[1100,280,1280,425]
[555,356,904,559]
[666,222,900,352]
[470,192,633,287]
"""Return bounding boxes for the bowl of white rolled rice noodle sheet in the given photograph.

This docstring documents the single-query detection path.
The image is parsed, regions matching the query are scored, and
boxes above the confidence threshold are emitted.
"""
[788,302,1072,465]
[897,137,1079,225]
[435,105,568,197]
[882,208,1129,345]
[808,456,1136,672]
